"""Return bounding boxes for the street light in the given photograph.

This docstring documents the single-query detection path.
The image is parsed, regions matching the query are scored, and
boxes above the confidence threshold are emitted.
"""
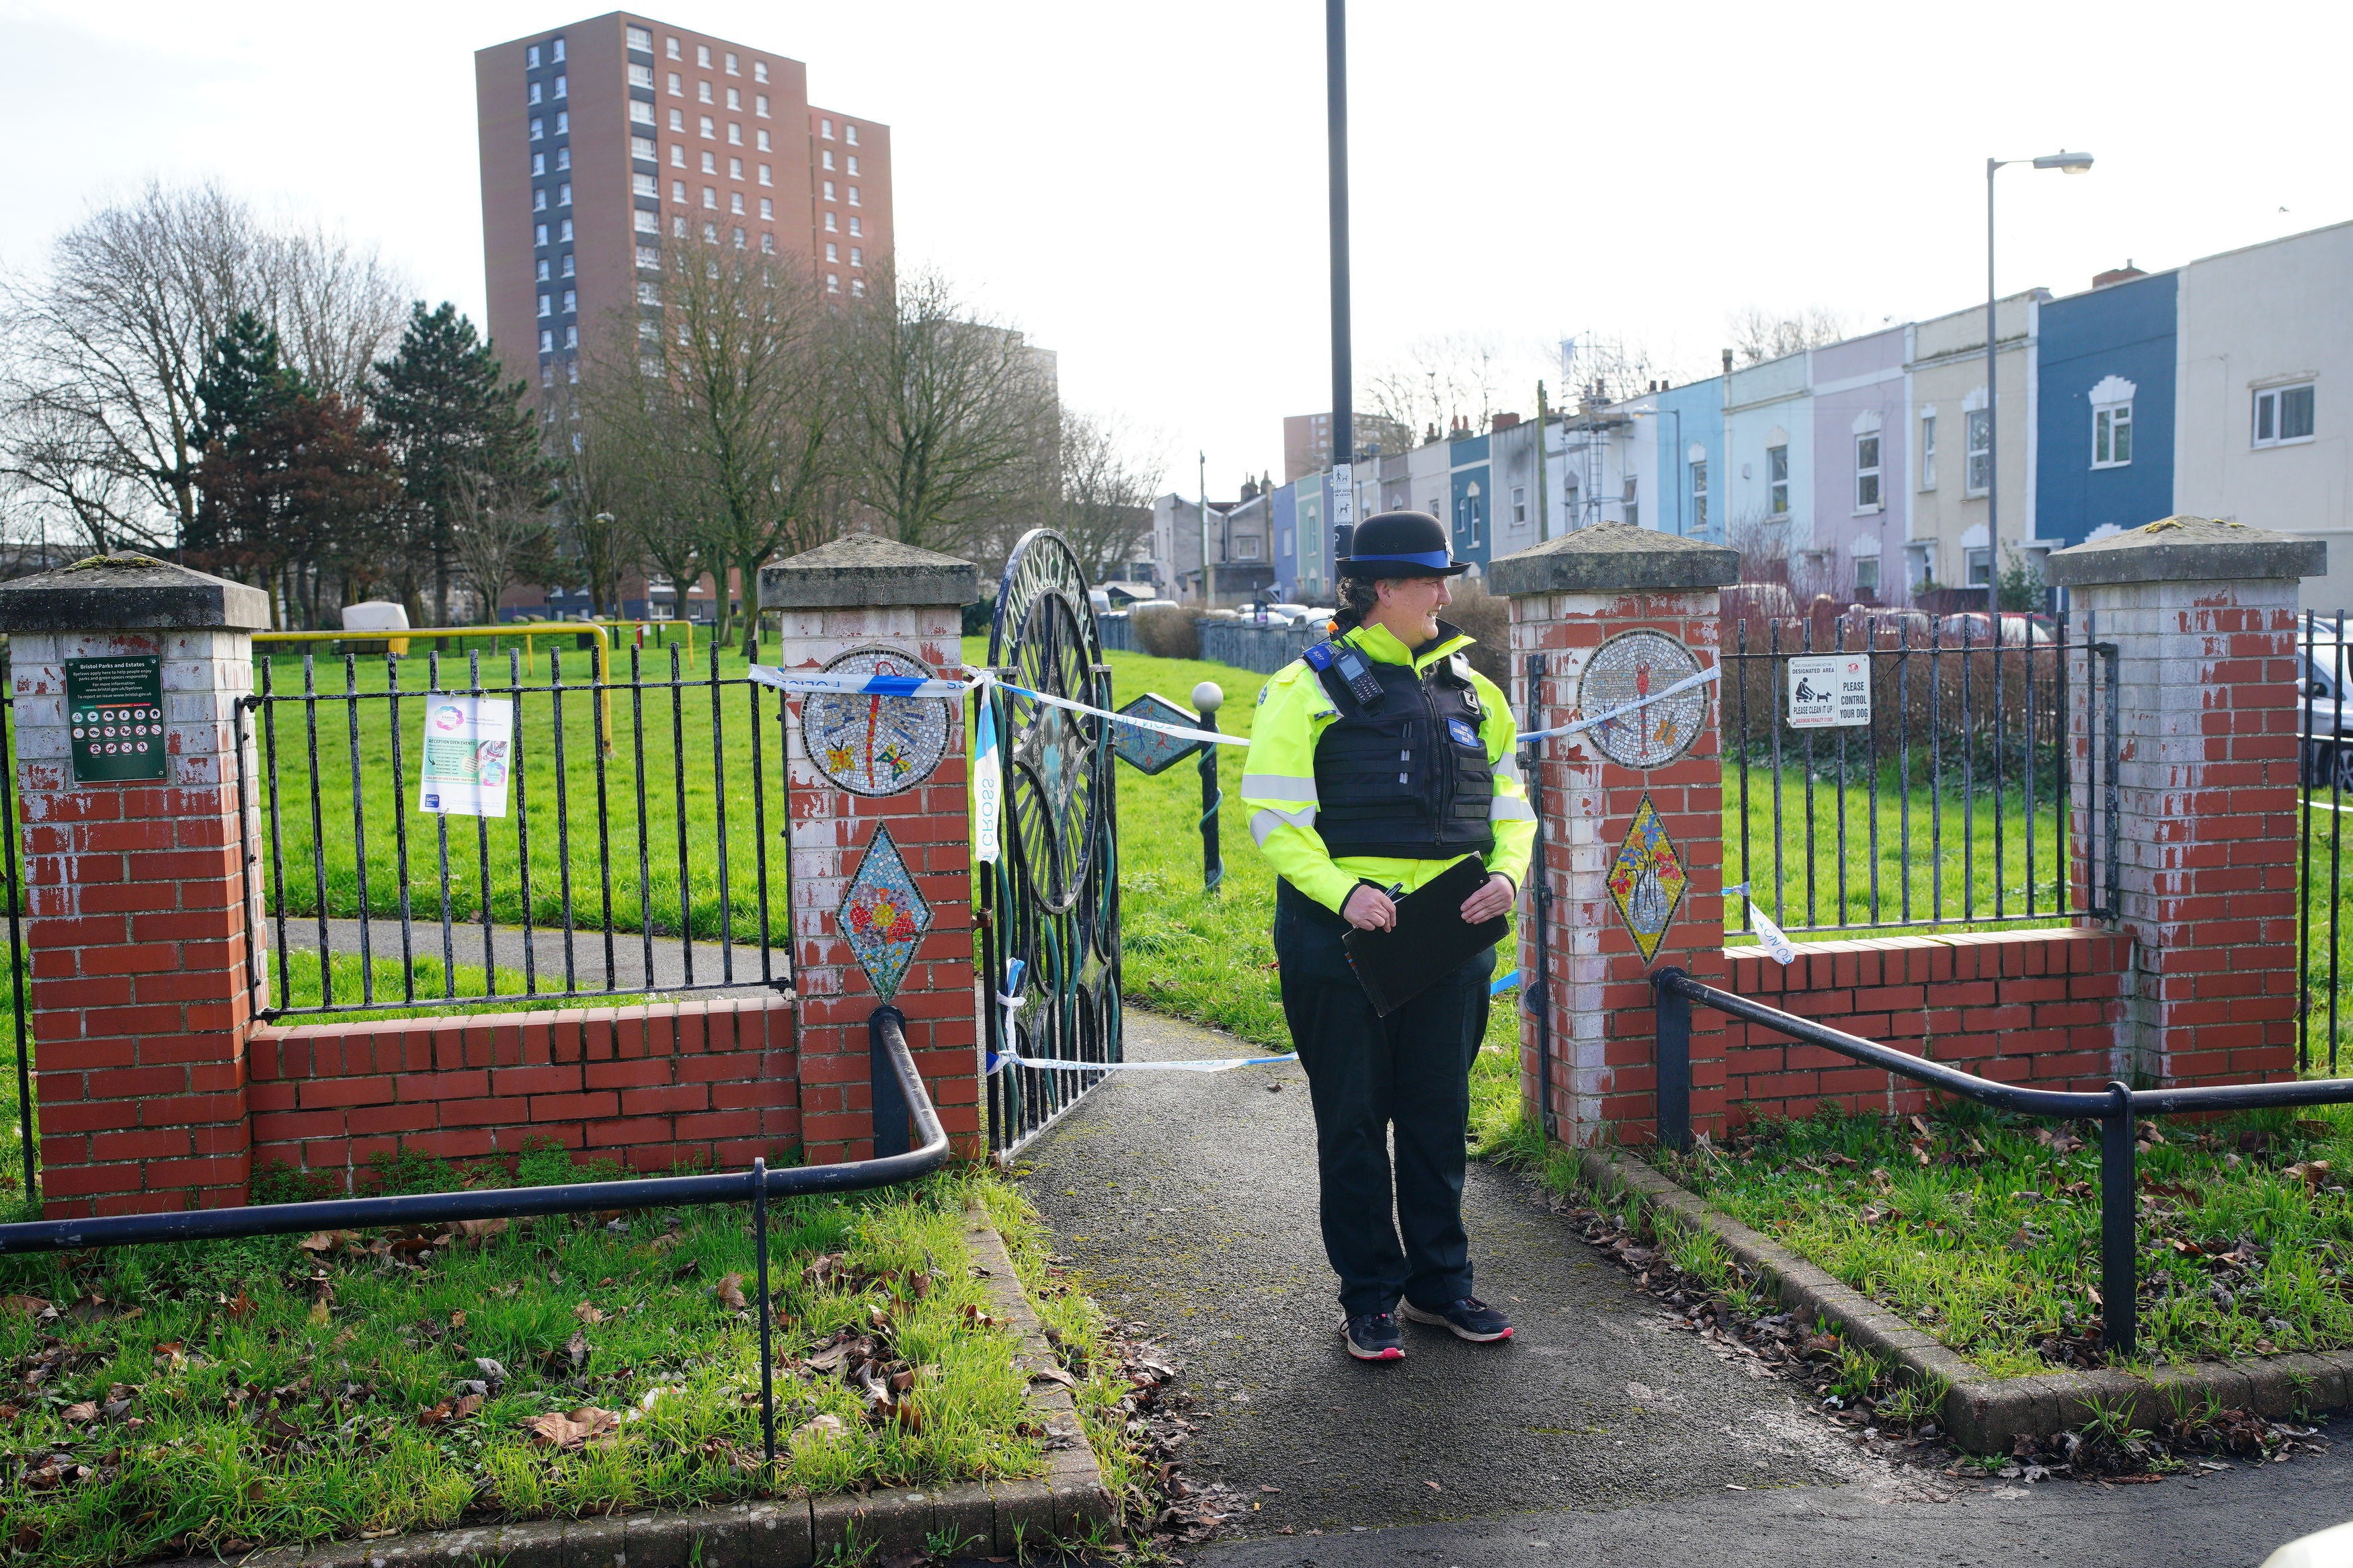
[1985,149,2092,596]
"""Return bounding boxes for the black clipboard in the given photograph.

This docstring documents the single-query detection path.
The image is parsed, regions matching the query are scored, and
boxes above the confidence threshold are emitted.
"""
[1341,856,1508,1018]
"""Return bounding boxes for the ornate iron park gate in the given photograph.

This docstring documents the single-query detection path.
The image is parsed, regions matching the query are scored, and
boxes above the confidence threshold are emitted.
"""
[980,530,1123,1157]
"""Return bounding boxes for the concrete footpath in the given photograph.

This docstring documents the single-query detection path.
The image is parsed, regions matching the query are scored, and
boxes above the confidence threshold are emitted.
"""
[1016,1009,2353,1567]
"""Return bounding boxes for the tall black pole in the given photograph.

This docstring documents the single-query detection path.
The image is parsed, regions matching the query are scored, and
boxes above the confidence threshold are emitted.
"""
[1326,0,1354,551]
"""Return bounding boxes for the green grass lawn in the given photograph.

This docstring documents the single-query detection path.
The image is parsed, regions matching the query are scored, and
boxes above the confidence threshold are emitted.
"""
[1644,1100,2353,1376]
[0,1158,1048,1566]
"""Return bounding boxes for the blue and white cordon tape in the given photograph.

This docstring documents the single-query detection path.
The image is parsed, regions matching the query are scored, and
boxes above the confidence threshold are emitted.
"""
[986,958,1296,1075]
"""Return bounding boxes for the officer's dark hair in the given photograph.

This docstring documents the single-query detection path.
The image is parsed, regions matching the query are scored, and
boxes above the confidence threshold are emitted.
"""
[1331,574,1380,632]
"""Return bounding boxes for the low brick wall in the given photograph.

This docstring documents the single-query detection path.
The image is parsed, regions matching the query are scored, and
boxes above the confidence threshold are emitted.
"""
[1709,927,2128,1127]
[246,997,800,1186]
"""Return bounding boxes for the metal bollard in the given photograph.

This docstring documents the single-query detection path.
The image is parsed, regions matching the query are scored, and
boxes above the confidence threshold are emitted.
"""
[2100,1079,2137,1357]
[1194,681,1224,893]
[1653,971,1693,1151]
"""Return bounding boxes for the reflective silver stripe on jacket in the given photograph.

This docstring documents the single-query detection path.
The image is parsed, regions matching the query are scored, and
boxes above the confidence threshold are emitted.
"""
[1250,805,1318,845]
[1240,773,1319,803]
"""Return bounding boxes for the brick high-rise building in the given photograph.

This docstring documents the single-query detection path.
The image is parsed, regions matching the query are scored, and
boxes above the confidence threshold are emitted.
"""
[475,12,895,392]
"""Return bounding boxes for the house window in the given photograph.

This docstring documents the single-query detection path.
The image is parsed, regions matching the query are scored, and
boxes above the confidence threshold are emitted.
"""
[1855,554,1880,597]
[755,61,768,82]
[756,93,768,116]
[538,293,551,318]
[848,246,861,266]
[1511,485,1527,526]
[636,281,660,305]
[730,193,744,215]
[669,108,684,130]
[632,100,654,126]
[757,130,771,151]
[527,44,541,68]
[561,289,575,314]
[1965,546,1991,587]
[760,233,775,253]
[846,124,860,145]
[727,88,740,110]
[823,181,835,202]
[533,153,546,177]
[557,148,569,169]
[561,253,573,276]
[557,181,571,207]
[1855,432,1882,510]
[847,185,860,206]
[632,135,656,161]
[2093,400,2133,466]
[556,112,567,134]
[824,212,838,232]
[673,214,687,237]
[1236,536,1261,560]
[1620,477,1636,532]
[636,244,660,267]
[1690,460,1708,534]
[847,156,861,177]
[820,117,834,138]
[729,124,743,145]
[701,185,715,208]
[760,198,773,220]
[671,145,684,166]
[551,38,564,62]
[701,151,716,173]
[536,257,550,281]
[822,149,834,171]
[668,71,681,94]
[629,63,652,88]
[724,51,738,74]
[533,188,547,211]
[758,163,772,185]
[2255,383,2316,447]
[697,80,712,102]
[827,273,840,293]
[535,222,549,246]
[701,221,717,243]
[1966,408,1991,494]
[531,117,544,140]
[699,115,714,138]
[728,156,742,179]
[697,44,711,66]
[553,75,566,98]
[1765,444,1789,518]
[848,216,861,236]
[539,329,554,354]
[1907,542,1935,590]
[1920,414,1936,489]
[529,81,543,104]
[826,242,838,263]
[627,24,651,50]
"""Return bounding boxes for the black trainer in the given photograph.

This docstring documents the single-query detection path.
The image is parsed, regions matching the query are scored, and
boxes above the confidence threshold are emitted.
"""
[1401,1296,1513,1342]
[1341,1311,1404,1362]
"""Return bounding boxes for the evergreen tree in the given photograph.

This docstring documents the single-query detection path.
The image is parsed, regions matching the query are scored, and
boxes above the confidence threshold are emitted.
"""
[190,309,307,462]
[370,301,544,624]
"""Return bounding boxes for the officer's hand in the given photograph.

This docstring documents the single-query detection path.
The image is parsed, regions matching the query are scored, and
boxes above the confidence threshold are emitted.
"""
[1341,884,1397,932]
[1460,873,1515,924]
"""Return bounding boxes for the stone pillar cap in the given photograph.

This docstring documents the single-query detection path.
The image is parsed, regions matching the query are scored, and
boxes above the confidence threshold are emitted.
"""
[758,534,979,610]
[1486,521,1740,596]
[2043,516,2325,587]
[0,553,270,632]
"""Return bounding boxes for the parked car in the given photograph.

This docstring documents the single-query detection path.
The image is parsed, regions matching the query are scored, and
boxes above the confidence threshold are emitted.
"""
[2302,636,2353,789]
[2262,1518,2353,1567]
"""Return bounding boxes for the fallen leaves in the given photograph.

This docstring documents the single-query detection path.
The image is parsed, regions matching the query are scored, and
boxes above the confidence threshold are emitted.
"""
[573,1302,606,1325]
[0,1295,50,1318]
[715,1274,748,1311]
[525,1405,621,1451]
[789,1411,846,1448]
[415,1392,483,1428]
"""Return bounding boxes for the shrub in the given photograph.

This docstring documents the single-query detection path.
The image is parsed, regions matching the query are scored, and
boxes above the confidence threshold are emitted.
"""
[1133,605,1201,660]
[1447,578,1511,685]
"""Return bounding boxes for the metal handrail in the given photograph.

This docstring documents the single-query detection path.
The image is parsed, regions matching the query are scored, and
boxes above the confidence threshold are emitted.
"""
[1651,967,2353,1359]
[0,1005,944,1471]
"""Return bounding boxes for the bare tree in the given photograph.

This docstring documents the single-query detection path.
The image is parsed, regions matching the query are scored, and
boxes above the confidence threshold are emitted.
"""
[1726,305,1853,367]
[1055,409,1161,581]
[840,265,1058,561]
[448,466,553,625]
[540,378,643,618]
[580,241,834,654]
[0,180,407,554]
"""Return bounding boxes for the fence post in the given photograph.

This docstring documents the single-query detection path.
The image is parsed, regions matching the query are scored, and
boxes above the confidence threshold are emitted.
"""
[1193,682,1223,893]
[2045,519,2325,1089]
[1490,522,1740,1147]
[759,536,984,1164]
[2098,1079,2137,1357]
[0,555,269,1216]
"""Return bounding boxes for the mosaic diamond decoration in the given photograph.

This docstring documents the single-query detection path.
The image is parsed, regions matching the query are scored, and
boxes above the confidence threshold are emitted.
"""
[838,824,934,1000]
[1574,630,1706,770]
[803,647,952,797]
[1111,692,1205,776]
[1607,794,1689,966]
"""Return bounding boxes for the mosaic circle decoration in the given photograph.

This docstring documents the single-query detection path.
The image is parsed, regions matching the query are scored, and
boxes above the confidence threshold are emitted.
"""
[803,646,952,797]
[1574,630,1707,770]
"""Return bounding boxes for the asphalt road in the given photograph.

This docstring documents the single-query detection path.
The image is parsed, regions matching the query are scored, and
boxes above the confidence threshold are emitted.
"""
[1017,1008,2353,1568]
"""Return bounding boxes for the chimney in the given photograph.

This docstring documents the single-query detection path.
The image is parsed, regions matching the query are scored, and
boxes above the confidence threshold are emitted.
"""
[2092,259,2149,289]
[1490,411,1520,430]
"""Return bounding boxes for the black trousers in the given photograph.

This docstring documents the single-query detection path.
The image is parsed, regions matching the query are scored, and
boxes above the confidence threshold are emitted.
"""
[1273,876,1495,1319]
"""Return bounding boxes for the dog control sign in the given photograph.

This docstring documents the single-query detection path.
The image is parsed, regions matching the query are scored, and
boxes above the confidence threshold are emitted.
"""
[67,655,168,782]
[1786,653,1870,729]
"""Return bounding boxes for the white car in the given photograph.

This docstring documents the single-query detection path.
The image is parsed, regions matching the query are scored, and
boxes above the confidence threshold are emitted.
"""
[2263,1519,2353,1567]
[2303,637,2353,790]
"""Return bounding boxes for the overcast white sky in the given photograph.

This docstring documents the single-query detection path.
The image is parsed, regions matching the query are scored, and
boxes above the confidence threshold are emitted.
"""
[8,0,2348,500]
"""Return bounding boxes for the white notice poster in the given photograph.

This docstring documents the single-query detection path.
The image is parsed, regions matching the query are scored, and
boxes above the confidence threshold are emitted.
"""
[1786,654,1871,729]
[417,696,514,817]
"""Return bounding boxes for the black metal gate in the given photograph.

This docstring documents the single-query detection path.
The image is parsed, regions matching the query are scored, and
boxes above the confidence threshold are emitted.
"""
[979,530,1122,1157]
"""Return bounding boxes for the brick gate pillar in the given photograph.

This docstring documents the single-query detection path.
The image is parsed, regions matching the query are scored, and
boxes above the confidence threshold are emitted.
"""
[759,537,983,1163]
[0,556,269,1216]
[2046,518,2325,1089]
[1490,522,1741,1147]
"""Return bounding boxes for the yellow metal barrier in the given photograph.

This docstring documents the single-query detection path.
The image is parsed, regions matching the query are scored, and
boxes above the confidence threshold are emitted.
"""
[251,623,614,747]
[590,618,695,663]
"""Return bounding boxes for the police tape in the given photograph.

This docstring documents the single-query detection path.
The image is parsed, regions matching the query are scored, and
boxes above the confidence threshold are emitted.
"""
[748,663,1249,747]
[1516,665,1722,744]
[988,1050,1298,1075]
[1722,882,1796,965]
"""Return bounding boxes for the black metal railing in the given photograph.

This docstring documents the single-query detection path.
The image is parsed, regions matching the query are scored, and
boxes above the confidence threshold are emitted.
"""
[0,1005,943,1473]
[239,643,793,1020]
[1721,609,2118,937]
[1652,968,2353,1359]
[2299,610,2349,1072]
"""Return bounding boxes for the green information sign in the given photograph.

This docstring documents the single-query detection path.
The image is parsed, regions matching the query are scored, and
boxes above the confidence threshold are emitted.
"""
[65,656,167,783]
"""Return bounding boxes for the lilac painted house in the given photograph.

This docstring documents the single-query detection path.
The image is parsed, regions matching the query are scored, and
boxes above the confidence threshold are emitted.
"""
[1806,326,1908,604]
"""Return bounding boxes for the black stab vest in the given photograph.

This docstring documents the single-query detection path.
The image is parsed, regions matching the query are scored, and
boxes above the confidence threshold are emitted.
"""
[1308,638,1497,861]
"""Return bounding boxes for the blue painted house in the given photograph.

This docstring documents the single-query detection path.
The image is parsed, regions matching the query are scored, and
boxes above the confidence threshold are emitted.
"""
[2036,270,2178,548]
[1448,434,1491,572]
[1650,379,1727,542]
[1271,480,1300,600]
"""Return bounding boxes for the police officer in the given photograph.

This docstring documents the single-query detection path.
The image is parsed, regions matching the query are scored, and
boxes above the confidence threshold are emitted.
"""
[1240,511,1535,1362]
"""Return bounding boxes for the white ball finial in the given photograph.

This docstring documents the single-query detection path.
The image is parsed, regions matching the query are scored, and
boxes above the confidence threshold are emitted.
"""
[1191,681,1224,714]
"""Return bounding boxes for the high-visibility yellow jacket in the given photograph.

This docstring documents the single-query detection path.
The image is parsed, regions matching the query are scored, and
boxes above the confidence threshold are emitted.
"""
[1240,620,1536,913]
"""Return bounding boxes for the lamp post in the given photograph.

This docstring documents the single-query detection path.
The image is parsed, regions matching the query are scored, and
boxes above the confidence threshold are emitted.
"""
[1985,150,2092,595]
[1326,0,1353,561]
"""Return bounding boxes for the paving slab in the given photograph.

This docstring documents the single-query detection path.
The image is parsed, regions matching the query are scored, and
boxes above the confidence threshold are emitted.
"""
[1016,1011,1855,1540]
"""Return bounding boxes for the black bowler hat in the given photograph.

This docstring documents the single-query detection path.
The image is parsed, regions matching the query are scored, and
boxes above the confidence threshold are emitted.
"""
[1334,510,1469,579]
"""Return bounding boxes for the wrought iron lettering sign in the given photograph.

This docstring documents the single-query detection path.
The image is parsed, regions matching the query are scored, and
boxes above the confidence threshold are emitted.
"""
[65,656,167,783]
